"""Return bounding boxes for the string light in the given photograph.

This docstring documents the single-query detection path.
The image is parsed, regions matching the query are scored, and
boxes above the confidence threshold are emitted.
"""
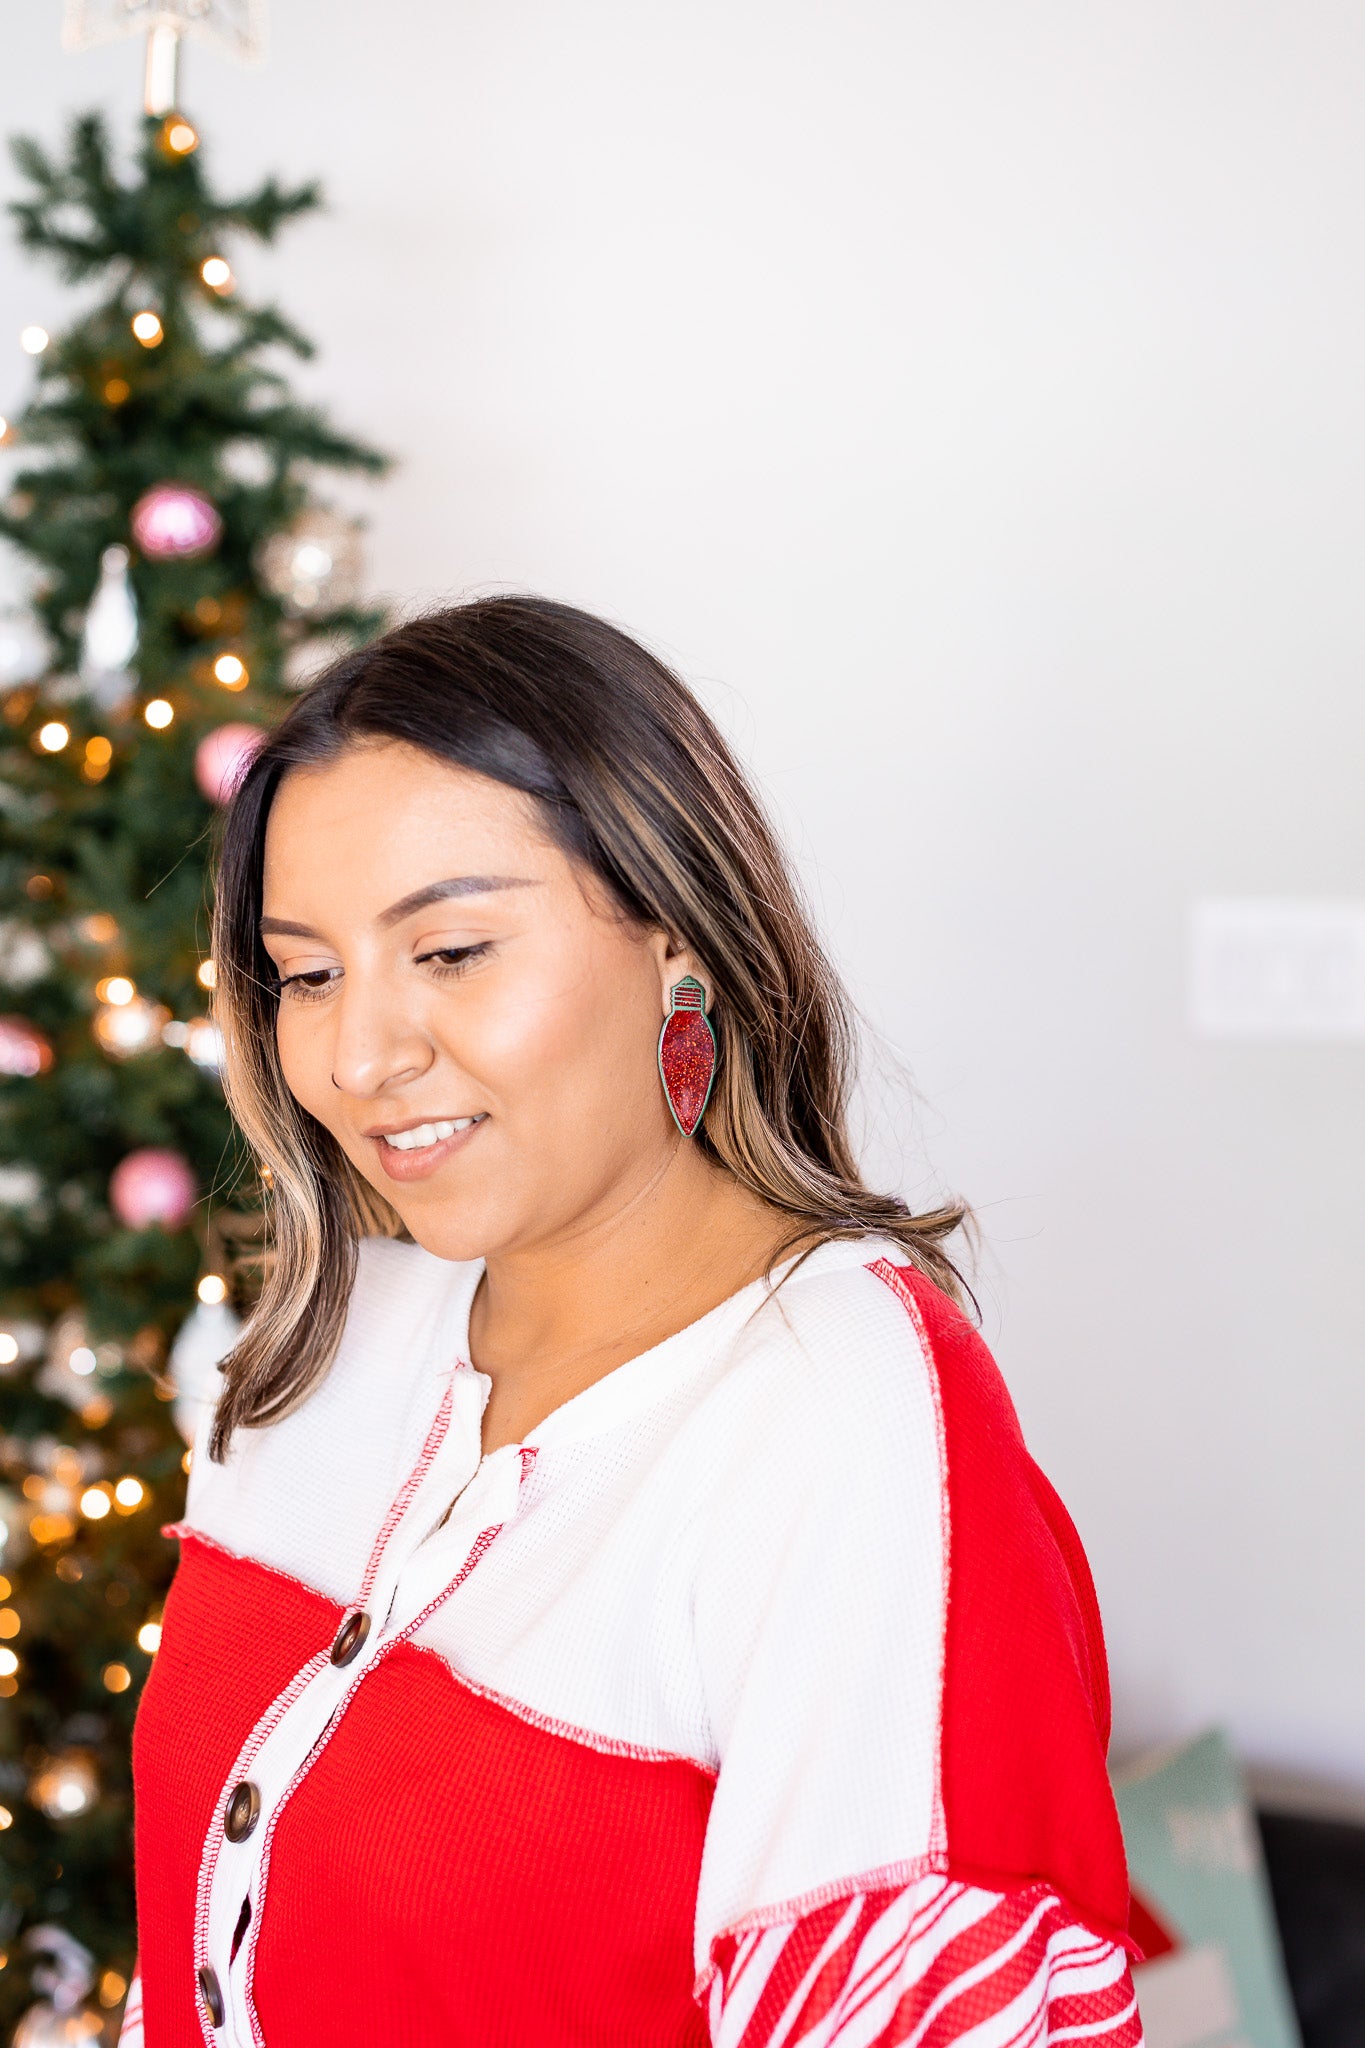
[212,652,247,689]
[0,415,9,442]
[97,976,135,1006]
[69,1347,97,1377]
[144,698,174,729]
[197,1274,228,1304]
[102,1663,131,1693]
[0,1610,19,1640]
[0,1649,17,1678]
[163,117,198,156]
[0,1807,10,1830]
[137,1622,161,1654]
[83,734,113,782]
[201,256,234,292]
[114,1477,145,1510]
[79,1486,111,1520]
[37,721,69,752]
[0,1336,17,1367]
[103,376,130,406]
[19,326,49,355]
[131,311,164,347]
[197,958,217,989]
[100,1971,128,2009]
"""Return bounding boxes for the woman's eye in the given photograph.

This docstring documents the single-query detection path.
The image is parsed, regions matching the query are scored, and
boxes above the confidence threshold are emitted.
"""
[276,968,338,1003]
[417,943,491,977]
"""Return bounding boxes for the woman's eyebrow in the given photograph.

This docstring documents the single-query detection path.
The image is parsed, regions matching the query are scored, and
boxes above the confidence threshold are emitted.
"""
[258,875,537,939]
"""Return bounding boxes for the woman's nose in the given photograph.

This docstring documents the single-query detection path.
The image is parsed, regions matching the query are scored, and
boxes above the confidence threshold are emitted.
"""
[326,973,435,1098]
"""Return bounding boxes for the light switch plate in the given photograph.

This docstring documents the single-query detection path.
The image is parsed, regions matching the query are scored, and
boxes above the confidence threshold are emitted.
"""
[1189,899,1365,1041]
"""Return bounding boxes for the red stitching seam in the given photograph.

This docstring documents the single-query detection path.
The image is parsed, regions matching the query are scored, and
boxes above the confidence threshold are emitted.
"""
[867,1257,952,1862]
[355,1374,456,1605]
[163,1523,331,1611]
[404,1636,721,1775]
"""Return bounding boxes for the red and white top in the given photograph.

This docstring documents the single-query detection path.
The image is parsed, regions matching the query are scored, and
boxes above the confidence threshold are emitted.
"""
[124,1235,1144,2048]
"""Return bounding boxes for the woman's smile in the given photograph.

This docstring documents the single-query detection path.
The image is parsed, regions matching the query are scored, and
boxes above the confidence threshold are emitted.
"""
[369,1112,488,1180]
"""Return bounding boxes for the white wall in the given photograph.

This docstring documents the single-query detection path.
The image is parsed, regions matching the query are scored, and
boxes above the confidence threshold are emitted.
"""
[3,2,1363,1800]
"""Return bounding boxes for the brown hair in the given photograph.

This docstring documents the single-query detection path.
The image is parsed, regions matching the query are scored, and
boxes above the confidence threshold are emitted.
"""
[207,597,970,1459]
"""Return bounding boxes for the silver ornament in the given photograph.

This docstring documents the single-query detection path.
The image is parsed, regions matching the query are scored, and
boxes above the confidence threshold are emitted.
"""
[259,510,363,619]
[78,546,138,710]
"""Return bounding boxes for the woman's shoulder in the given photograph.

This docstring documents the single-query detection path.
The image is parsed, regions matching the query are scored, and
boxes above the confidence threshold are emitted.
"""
[720,1235,991,1467]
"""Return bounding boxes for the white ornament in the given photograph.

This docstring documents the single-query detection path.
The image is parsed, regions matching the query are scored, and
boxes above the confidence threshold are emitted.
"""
[0,919,52,988]
[0,1164,43,1210]
[62,0,265,63]
[0,608,49,691]
[169,1296,241,1444]
[78,545,138,709]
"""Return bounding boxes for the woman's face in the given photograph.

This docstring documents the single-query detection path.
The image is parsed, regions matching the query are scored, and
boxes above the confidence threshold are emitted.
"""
[259,739,695,1264]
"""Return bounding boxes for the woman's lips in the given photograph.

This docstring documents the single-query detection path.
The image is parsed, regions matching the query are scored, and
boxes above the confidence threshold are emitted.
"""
[371,1115,487,1183]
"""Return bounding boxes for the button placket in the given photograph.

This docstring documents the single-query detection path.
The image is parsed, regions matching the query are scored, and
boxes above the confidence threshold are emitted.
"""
[198,1366,496,2045]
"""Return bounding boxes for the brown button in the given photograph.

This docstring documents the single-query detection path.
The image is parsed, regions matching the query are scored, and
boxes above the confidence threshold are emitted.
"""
[224,1780,260,1842]
[198,1965,224,2027]
[330,1610,370,1666]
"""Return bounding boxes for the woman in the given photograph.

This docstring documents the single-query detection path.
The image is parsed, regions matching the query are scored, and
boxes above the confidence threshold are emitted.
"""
[126,598,1142,2047]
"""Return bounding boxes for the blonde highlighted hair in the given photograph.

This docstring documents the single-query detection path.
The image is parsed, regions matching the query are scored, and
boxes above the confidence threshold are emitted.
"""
[207,597,970,1460]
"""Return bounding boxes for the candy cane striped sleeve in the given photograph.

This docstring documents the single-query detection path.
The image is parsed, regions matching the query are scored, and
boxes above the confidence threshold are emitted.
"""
[705,1873,1143,2048]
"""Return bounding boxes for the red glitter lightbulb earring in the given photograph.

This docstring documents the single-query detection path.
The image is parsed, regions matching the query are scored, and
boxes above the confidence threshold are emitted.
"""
[657,976,716,1138]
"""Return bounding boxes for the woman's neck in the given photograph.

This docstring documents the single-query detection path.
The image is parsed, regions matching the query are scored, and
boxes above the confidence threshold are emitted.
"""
[469,1143,797,1454]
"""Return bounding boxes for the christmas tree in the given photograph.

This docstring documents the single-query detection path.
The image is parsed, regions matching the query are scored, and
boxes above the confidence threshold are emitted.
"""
[0,104,386,2039]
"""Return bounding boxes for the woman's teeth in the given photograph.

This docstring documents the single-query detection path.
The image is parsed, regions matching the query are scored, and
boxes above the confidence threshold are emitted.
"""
[381,1117,482,1152]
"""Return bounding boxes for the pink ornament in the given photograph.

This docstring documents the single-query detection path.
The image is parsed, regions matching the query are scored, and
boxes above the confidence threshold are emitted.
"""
[109,1147,197,1231]
[0,1014,54,1078]
[130,483,222,561]
[195,723,266,804]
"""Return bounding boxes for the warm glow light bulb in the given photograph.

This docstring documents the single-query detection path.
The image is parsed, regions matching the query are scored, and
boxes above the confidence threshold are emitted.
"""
[166,120,198,155]
[0,1805,11,1829]
[19,326,48,355]
[102,1663,131,1693]
[0,1650,17,1678]
[0,1336,17,1367]
[137,1622,162,1654]
[197,958,217,989]
[212,653,247,689]
[197,1273,228,1304]
[79,1486,111,1520]
[144,698,174,729]
[131,311,164,347]
[201,257,233,291]
[69,1347,97,1377]
[37,722,69,752]
[114,1477,145,1508]
[99,976,135,1007]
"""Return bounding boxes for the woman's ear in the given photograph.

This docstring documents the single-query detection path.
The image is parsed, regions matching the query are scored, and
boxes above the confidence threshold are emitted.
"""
[649,929,708,1019]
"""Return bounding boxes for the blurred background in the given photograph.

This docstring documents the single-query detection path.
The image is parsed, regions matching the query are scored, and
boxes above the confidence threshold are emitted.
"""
[0,4,1362,2044]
